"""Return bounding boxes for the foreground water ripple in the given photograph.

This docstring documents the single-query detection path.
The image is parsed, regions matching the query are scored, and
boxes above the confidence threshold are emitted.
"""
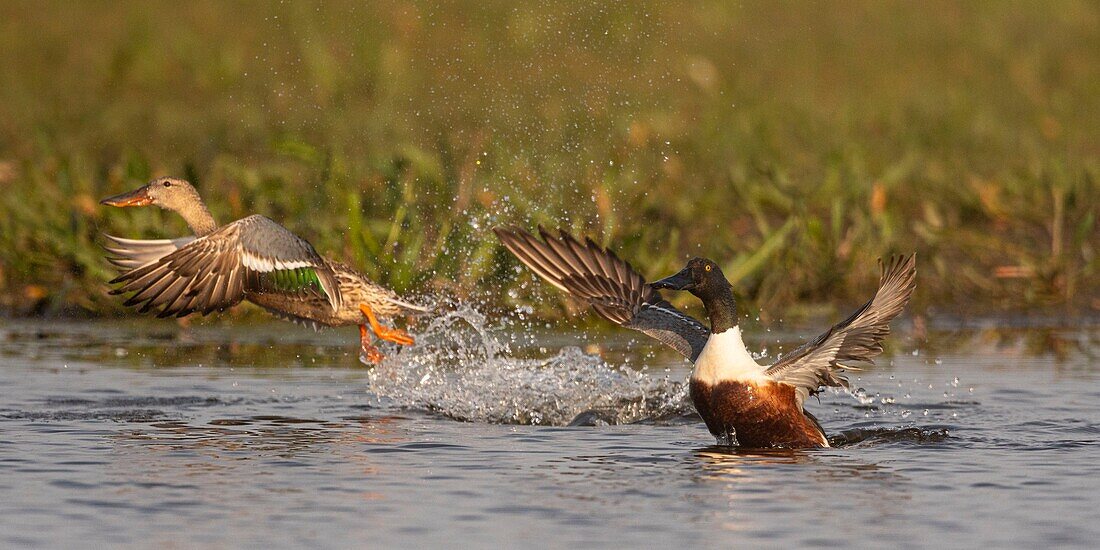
[0,316,1098,547]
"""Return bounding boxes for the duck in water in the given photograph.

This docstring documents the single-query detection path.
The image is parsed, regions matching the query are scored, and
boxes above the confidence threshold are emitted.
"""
[494,226,915,448]
[100,177,428,363]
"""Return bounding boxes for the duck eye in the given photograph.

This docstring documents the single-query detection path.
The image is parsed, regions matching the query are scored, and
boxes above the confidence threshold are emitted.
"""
[704,264,712,272]
[163,181,172,187]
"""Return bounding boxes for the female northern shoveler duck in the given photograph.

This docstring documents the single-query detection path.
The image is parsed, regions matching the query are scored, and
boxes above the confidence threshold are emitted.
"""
[100,177,428,363]
[494,226,916,449]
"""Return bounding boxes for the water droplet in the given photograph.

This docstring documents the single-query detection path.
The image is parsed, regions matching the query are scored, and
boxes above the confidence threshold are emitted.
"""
[362,303,689,426]
[852,387,873,405]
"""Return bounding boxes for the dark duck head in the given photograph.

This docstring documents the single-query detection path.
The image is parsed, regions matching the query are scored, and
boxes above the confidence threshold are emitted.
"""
[651,258,738,334]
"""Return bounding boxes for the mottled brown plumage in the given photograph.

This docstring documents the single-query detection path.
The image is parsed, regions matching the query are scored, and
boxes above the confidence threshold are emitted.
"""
[249,259,427,327]
[101,177,429,363]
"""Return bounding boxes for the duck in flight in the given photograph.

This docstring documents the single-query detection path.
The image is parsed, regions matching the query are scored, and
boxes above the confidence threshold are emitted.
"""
[100,177,428,363]
[494,226,916,448]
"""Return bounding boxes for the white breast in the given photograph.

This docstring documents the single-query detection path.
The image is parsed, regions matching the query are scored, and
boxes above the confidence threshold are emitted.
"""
[692,326,768,385]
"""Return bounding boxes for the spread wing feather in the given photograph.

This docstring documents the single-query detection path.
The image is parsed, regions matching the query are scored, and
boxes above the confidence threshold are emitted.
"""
[107,215,341,317]
[102,235,196,272]
[765,254,917,406]
[495,226,710,361]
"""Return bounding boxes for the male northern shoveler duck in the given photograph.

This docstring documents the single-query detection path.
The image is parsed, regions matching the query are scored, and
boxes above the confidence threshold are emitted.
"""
[100,177,428,363]
[494,226,916,449]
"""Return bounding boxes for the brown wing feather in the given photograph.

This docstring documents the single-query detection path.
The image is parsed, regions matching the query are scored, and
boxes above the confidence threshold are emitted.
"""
[765,254,917,405]
[495,226,710,360]
[108,215,343,318]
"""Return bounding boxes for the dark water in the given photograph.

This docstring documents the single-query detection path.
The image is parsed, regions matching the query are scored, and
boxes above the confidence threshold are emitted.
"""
[1,314,1098,548]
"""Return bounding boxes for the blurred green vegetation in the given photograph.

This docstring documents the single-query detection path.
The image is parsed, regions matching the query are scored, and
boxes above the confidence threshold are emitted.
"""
[0,1,1097,319]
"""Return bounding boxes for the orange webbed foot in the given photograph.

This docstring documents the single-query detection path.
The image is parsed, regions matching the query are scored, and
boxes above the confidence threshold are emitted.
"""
[358,324,385,365]
[359,303,415,346]
[377,327,414,346]
[359,346,384,365]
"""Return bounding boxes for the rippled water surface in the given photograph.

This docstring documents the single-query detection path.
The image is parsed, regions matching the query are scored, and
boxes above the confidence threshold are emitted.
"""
[1,314,1098,548]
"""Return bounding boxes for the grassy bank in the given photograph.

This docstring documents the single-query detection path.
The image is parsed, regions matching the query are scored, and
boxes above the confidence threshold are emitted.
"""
[0,1,1097,320]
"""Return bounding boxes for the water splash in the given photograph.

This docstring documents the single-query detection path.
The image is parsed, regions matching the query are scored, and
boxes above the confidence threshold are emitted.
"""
[829,427,952,447]
[366,303,690,426]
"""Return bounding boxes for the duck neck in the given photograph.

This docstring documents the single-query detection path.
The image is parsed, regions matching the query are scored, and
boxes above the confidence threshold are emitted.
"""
[175,200,218,236]
[701,283,738,334]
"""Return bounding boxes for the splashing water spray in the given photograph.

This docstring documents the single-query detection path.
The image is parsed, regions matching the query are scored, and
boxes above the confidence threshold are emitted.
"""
[365,301,691,426]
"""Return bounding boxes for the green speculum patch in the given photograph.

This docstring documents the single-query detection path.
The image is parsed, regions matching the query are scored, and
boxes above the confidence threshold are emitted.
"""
[262,267,323,295]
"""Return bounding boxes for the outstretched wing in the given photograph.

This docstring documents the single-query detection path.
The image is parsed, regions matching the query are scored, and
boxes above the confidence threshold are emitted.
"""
[495,225,710,361]
[765,254,917,406]
[102,234,196,273]
[107,215,342,318]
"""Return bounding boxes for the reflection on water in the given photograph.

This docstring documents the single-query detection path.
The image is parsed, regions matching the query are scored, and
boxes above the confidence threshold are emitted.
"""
[0,317,1098,547]
[691,445,906,486]
[687,445,917,540]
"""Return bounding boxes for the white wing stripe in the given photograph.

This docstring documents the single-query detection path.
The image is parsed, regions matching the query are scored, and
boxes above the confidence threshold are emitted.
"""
[274,260,312,270]
[241,251,313,272]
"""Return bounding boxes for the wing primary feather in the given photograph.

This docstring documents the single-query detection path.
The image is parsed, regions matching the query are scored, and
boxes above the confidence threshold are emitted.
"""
[105,216,336,319]
[766,254,916,406]
[495,226,710,361]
